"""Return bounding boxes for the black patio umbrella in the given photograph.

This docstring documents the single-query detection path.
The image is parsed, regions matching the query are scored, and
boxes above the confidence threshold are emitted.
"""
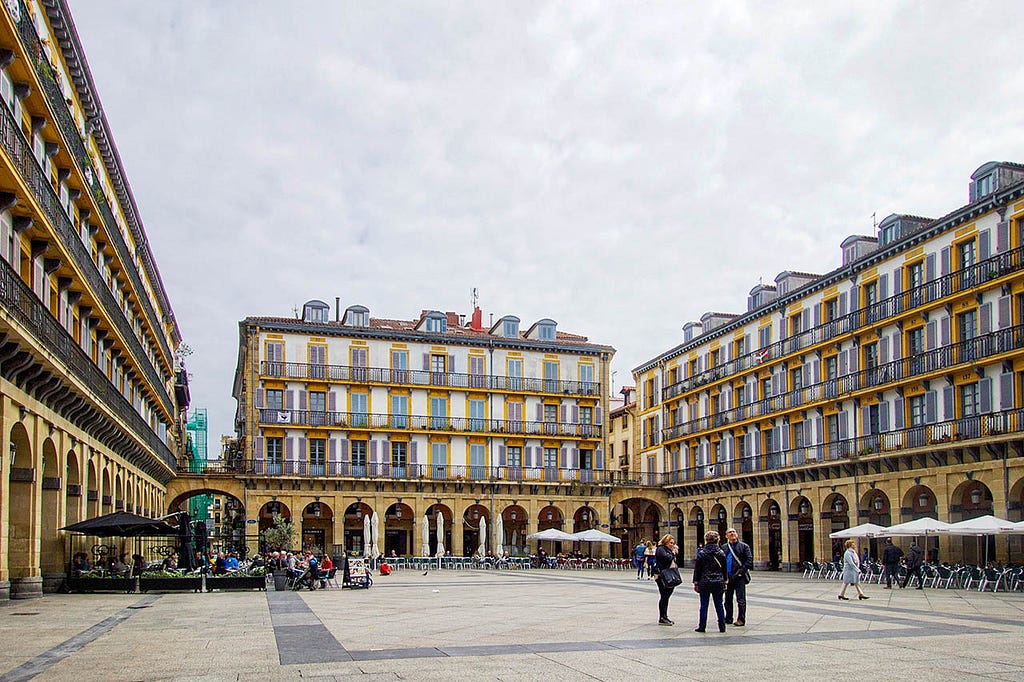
[61,511,179,537]
[194,520,209,558]
[175,511,196,571]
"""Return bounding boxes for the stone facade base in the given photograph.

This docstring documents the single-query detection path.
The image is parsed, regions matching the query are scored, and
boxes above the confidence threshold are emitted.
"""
[0,580,9,603]
[42,573,65,593]
[11,576,42,600]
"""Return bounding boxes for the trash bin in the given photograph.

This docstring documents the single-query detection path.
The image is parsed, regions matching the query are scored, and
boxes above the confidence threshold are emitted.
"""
[273,570,288,591]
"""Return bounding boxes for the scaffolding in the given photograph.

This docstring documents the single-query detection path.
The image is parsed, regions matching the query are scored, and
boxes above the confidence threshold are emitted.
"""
[186,408,208,473]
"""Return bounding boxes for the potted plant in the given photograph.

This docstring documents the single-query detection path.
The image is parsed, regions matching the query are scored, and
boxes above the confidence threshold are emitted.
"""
[206,567,267,591]
[138,570,203,592]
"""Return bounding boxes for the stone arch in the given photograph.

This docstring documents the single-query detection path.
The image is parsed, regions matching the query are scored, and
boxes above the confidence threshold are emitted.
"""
[709,503,728,539]
[384,502,414,556]
[733,500,754,548]
[611,497,664,558]
[40,437,62,575]
[114,472,125,511]
[7,421,37,596]
[822,492,850,560]
[860,488,892,559]
[65,446,82,527]
[501,504,528,555]
[950,479,995,565]
[572,504,599,533]
[689,504,706,550]
[425,503,453,557]
[462,504,489,557]
[902,484,937,520]
[101,468,112,512]
[790,495,814,563]
[759,497,783,570]
[86,458,99,518]
[300,500,333,554]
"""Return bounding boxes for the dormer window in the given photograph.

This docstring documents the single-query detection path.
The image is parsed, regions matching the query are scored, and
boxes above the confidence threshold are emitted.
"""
[975,174,993,199]
[301,299,330,323]
[425,312,446,333]
[343,305,369,327]
[503,317,519,338]
[538,322,555,340]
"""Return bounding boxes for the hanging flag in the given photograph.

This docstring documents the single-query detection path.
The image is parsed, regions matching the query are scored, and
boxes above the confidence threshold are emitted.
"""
[276,411,292,424]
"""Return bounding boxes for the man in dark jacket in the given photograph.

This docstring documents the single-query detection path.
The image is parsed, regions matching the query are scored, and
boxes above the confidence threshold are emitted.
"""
[722,528,753,626]
[881,539,904,589]
[901,541,925,589]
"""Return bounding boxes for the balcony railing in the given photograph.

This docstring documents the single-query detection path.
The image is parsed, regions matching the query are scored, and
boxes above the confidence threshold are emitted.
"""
[663,323,1024,441]
[0,254,176,470]
[666,407,1024,485]
[257,409,602,438]
[261,361,601,396]
[10,0,175,371]
[0,82,173,414]
[663,244,1024,402]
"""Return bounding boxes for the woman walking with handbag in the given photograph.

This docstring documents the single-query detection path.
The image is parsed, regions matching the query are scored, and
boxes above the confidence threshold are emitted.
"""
[653,534,680,625]
[838,539,869,601]
[692,530,728,633]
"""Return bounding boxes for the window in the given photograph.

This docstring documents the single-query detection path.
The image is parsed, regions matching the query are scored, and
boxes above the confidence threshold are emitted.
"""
[469,355,486,388]
[351,441,367,471]
[507,358,523,390]
[580,406,593,424]
[909,395,926,427]
[266,437,283,475]
[790,312,802,342]
[391,441,407,471]
[506,400,523,430]
[390,395,408,428]
[580,449,592,469]
[265,342,283,376]
[429,442,447,476]
[907,327,925,374]
[710,349,721,367]
[538,323,556,341]
[350,392,368,427]
[763,429,774,454]
[579,363,594,392]
[430,353,447,386]
[391,350,408,382]
[507,446,522,468]
[863,281,877,310]
[303,303,329,323]
[959,310,977,362]
[758,326,771,349]
[544,404,558,430]
[469,443,486,477]
[908,261,924,306]
[469,399,486,431]
[975,174,993,198]
[543,447,558,468]
[309,438,326,476]
[790,367,803,393]
[961,383,979,418]
[792,423,804,450]
[430,396,448,429]
[543,361,559,392]
[864,341,879,380]
[734,337,745,358]
[425,315,446,333]
[503,318,519,338]
[735,382,746,408]
[309,391,326,426]
[266,389,284,411]
[761,377,771,401]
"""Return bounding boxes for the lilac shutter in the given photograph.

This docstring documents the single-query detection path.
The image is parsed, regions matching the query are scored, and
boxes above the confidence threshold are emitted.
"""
[942,386,954,420]
[595,447,603,469]
[894,398,904,429]
[893,267,902,294]
[256,389,264,408]
[571,447,578,468]
[926,321,937,350]
[838,412,848,440]
[285,437,294,461]
[498,445,506,466]
[560,446,567,468]
[879,402,889,432]
[560,405,567,422]
[925,391,937,423]
[848,350,858,373]
[595,407,602,425]
[998,296,1011,329]
[340,440,349,462]
[370,440,377,463]
[299,390,307,410]
[256,436,264,461]
[299,438,306,462]
[979,230,991,261]
[1000,373,1014,409]
[410,441,417,464]
[940,247,950,276]
[536,404,543,421]
[979,378,992,413]
[422,353,430,370]
[879,274,888,301]
[940,317,950,346]
[285,391,294,409]
[996,221,1009,253]
[926,253,936,281]
[861,406,871,435]
[328,392,336,411]
[979,303,992,335]
[448,354,455,372]
[880,337,889,364]
[890,333,901,360]
[839,292,847,316]
[329,439,336,461]
[571,405,579,422]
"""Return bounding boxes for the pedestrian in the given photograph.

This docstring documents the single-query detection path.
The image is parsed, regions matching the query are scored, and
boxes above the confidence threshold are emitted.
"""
[838,539,869,601]
[634,541,646,580]
[644,540,656,579]
[881,538,904,589]
[901,540,925,590]
[692,530,727,633]
[722,528,752,627]
[653,534,680,625]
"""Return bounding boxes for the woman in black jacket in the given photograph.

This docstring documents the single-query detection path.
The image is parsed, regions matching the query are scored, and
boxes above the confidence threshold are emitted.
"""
[653,534,679,625]
[692,531,727,633]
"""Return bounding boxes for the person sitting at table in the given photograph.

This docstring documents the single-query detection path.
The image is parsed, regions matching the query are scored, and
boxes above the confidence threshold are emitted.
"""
[130,554,146,578]
[110,554,128,577]
[161,553,179,572]
[224,552,239,571]
[71,552,90,576]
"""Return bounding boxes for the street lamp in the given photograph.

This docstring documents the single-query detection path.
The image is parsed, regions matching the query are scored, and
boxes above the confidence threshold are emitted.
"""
[969,489,982,505]
[873,496,884,512]
[799,500,810,515]
[918,493,929,508]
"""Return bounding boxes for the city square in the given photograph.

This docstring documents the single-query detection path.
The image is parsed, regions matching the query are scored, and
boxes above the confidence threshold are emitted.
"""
[2,570,1024,681]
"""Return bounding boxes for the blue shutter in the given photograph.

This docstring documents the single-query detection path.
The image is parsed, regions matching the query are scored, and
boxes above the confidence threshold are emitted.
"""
[328,391,336,411]
[560,405,567,422]
[880,336,889,364]
[448,354,455,372]
[879,273,888,300]
[370,440,377,463]
[340,439,349,462]
[409,440,417,464]
[498,445,506,466]
[942,386,954,421]
[940,247,950,276]
[299,438,306,464]
[979,229,991,261]
[299,390,307,410]
[926,253,936,281]
[422,353,430,370]
[996,221,1009,253]
[838,412,848,440]
[285,437,293,460]
[839,292,847,316]
[893,267,902,294]
[595,447,604,469]
[894,398,904,429]
[256,388,264,408]
[926,321,936,350]
[1000,373,1014,410]
[979,377,992,413]
[571,405,578,422]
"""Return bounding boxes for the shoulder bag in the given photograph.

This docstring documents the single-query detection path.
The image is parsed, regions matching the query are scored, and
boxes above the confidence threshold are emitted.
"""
[726,543,752,584]
[658,558,682,588]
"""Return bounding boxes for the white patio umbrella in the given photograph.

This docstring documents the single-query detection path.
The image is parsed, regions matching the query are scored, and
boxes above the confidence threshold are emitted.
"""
[435,510,445,557]
[421,513,430,556]
[371,511,381,559]
[829,523,886,539]
[875,517,952,537]
[495,514,505,556]
[571,528,623,543]
[937,515,1017,535]
[1011,520,1024,534]
[526,528,576,541]
[478,516,487,556]
[362,513,372,556]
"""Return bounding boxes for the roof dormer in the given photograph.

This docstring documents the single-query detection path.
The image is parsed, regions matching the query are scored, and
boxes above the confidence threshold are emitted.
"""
[416,310,447,334]
[969,161,1024,203]
[343,304,369,328]
[840,235,878,266]
[746,284,777,312]
[301,299,330,324]
[525,318,557,341]
[490,315,520,338]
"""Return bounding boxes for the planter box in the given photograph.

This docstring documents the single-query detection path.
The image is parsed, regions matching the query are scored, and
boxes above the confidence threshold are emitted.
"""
[205,575,266,591]
[67,576,132,593]
[139,576,203,592]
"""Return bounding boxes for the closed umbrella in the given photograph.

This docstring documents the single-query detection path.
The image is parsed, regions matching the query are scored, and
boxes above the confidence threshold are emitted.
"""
[495,514,504,557]
[478,516,487,556]
[421,513,430,556]
[435,511,445,557]
[371,511,381,560]
[362,512,371,556]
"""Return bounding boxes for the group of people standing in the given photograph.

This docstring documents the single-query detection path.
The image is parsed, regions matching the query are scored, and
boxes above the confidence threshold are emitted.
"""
[650,528,753,632]
[838,537,926,599]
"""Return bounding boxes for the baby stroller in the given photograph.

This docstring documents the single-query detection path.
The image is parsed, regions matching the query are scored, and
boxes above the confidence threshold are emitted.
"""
[290,565,319,591]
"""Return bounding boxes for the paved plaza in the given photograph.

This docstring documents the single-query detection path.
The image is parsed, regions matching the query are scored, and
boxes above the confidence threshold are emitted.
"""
[0,570,1022,681]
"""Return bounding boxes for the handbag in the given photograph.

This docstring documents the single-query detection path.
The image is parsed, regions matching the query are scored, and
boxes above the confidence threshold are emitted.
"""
[726,543,752,584]
[659,565,682,588]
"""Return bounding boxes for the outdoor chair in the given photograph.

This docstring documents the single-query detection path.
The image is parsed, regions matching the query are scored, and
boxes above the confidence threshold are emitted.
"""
[802,561,814,578]
[963,566,984,590]
[323,567,340,589]
[978,567,1002,592]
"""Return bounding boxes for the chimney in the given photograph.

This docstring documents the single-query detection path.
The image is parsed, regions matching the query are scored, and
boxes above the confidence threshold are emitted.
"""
[470,306,483,331]
[335,297,340,322]
[446,311,460,327]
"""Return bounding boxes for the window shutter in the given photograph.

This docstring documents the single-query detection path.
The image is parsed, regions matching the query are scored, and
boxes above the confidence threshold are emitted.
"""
[560,446,568,468]
[299,390,307,410]
[925,391,937,423]
[595,407,602,425]
[299,438,306,462]
[804,420,812,446]
[880,337,889,364]
[340,439,349,462]
[879,273,888,300]
[839,351,848,376]
[894,398,904,429]
[940,247,950,276]
[771,372,779,396]
[595,447,603,469]
[560,405,567,422]
[942,385,954,420]
[409,441,417,464]
[940,316,950,346]
[813,359,820,384]
[536,403,543,421]
[979,303,992,335]
[329,438,336,461]
[1000,372,1014,409]
[422,353,430,370]
[861,406,871,435]
[980,377,992,413]
[814,417,823,444]
[848,349,858,373]
[879,402,889,432]
[998,296,1010,329]
[369,440,377,463]
[893,267,903,294]
[256,389,264,408]
[890,332,901,360]
[926,253,936,281]
[285,437,294,461]
[839,292,847,316]
[926,321,936,350]
[328,391,336,411]
[752,428,761,455]
[498,445,506,466]
[571,405,578,422]
[996,221,1009,253]
[256,436,264,460]
[979,229,991,261]
[285,391,294,409]
[780,425,789,451]
[448,354,455,372]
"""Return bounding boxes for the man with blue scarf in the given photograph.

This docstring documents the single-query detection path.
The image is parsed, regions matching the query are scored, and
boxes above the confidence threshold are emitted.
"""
[722,528,753,627]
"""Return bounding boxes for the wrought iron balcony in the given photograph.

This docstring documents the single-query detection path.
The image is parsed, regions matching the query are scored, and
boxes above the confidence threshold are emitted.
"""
[663,323,1024,442]
[9,2,174,370]
[256,409,602,438]
[662,244,1024,402]
[0,94,173,414]
[0,255,176,469]
[260,361,601,396]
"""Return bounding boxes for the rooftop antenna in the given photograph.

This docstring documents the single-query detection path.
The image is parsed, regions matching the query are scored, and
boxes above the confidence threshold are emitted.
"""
[872,211,877,228]
[471,287,478,309]
[292,305,300,319]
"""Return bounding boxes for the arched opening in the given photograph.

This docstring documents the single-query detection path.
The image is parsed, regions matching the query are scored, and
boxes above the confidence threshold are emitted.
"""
[462,504,488,557]
[951,480,995,564]
[167,490,248,557]
[823,493,850,560]
[8,422,37,595]
[300,500,333,554]
[384,502,414,557]
[790,496,814,563]
[502,505,528,556]
[100,468,112,513]
[40,438,61,574]
[425,504,452,557]
[343,502,371,555]
[572,505,599,532]
[611,498,663,558]
[903,484,939,562]
[114,473,124,511]
[65,449,82,528]
[861,489,891,559]
[690,505,705,551]
[760,498,782,570]
[734,501,754,548]
[537,505,564,554]
[710,504,728,539]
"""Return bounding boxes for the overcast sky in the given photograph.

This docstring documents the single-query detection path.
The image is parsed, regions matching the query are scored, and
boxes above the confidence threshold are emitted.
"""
[70,2,1024,450]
